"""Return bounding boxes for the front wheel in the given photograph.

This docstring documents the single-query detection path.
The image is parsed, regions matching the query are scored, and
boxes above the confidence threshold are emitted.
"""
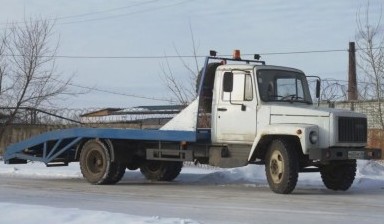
[320,160,357,191]
[265,139,299,194]
[140,161,183,181]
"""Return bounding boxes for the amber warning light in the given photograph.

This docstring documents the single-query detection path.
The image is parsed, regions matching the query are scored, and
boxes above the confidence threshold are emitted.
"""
[233,49,241,60]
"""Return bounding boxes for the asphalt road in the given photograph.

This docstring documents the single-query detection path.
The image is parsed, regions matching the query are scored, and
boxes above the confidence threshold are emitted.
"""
[1,174,384,224]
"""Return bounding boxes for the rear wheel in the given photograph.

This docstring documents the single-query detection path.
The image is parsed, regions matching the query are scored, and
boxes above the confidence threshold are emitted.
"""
[79,139,125,185]
[126,159,141,171]
[265,139,299,194]
[140,160,183,181]
[320,160,357,191]
[106,162,126,184]
[80,140,111,184]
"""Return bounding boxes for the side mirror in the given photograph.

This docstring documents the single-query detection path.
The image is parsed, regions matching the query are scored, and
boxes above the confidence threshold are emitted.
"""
[223,72,233,92]
[316,79,321,98]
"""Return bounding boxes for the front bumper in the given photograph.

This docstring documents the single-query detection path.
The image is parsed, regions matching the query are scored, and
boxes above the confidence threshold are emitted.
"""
[309,147,382,161]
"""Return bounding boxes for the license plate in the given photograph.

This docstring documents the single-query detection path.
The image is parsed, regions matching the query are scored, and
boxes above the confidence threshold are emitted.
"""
[348,151,365,159]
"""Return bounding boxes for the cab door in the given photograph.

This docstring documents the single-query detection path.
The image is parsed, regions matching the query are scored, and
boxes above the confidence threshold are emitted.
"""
[213,71,257,144]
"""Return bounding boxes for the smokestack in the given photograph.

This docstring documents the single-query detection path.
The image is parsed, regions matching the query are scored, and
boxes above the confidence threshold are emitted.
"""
[348,42,358,101]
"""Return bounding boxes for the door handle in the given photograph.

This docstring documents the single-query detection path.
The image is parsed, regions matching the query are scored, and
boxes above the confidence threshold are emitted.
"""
[218,108,227,111]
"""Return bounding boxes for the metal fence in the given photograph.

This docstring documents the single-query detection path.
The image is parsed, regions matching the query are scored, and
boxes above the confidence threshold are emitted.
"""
[0,105,185,126]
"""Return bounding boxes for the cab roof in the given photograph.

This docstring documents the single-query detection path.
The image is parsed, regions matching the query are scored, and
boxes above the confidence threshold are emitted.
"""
[215,64,304,74]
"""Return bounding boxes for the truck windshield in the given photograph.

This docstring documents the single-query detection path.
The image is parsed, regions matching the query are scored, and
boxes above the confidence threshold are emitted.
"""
[257,69,312,104]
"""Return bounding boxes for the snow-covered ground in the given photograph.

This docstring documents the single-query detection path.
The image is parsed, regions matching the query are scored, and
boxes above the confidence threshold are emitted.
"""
[0,160,383,224]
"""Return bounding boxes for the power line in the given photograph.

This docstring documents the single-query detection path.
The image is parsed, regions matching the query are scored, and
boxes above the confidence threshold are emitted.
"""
[59,0,191,25]
[258,49,347,55]
[2,47,383,60]
[55,0,160,21]
[62,80,175,103]
[1,54,203,59]
[0,0,190,28]
[0,0,160,27]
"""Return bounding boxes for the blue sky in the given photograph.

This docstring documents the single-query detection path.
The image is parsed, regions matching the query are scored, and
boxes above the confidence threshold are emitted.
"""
[0,0,382,108]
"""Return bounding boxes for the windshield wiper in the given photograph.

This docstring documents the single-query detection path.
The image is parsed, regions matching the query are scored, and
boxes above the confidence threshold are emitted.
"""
[282,95,312,104]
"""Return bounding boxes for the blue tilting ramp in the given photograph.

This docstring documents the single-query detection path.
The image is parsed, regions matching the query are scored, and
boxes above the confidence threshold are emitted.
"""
[4,128,200,165]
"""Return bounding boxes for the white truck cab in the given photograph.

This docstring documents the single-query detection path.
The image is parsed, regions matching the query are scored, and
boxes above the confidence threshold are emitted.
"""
[195,51,381,193]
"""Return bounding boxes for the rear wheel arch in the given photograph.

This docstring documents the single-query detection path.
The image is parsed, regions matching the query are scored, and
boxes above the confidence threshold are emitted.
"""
[75,138,116,162]
[75,138,89,161]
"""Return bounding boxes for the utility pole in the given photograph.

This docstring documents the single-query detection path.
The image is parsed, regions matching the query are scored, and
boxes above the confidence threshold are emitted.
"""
[348,42,358,101]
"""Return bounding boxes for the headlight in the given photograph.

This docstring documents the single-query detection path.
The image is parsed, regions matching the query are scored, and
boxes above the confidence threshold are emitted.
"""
[309,131,318,144]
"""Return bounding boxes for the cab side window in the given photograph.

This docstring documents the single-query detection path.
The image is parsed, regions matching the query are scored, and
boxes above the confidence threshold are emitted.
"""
[222,73,253,101]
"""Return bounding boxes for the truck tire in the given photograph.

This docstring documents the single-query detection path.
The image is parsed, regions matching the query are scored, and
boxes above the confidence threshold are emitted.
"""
[102,139,126,184]
[106,162,126,184]
[126,159,142,171]
[140,160,183,181]
[320,160,357,191]
[80,139,124,185]
[265,139,299,194]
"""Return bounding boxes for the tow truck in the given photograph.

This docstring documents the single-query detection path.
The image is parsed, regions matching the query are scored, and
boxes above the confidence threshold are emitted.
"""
[4,50,382,194]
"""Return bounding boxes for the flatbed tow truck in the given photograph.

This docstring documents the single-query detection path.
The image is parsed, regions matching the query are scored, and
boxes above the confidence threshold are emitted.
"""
[3,50,382,194]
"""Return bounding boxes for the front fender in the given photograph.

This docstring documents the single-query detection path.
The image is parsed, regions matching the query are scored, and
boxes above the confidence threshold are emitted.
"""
[248,124,319,161]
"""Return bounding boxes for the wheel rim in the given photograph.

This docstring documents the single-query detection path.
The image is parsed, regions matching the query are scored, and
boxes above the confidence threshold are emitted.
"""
[86,149,105,175]
[269,150,284,184]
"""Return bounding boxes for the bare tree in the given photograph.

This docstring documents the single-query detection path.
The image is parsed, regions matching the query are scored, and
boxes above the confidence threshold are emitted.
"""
[0,18,74,138]
[160,53,197,105]
[0,34,8,97]
[355,1,384,129]
[160,23,200,106]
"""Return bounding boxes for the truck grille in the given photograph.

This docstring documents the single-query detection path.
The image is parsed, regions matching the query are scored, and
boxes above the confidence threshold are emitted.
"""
[338,117,367,143]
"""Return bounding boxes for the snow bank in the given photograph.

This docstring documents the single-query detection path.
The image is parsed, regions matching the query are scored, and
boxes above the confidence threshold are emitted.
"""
[180,161,384,189]
[177,165,268,187]
[0,203,200,224]
[354,160,384,189]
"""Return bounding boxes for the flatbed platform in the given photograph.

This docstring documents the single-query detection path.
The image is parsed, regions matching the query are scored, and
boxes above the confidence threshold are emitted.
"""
[4,127,211,165]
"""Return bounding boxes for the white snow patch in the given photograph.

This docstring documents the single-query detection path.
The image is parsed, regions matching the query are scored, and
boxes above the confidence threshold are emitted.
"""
[160,98,199,131]
[0,203,200,224]
[0,162,82,179]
